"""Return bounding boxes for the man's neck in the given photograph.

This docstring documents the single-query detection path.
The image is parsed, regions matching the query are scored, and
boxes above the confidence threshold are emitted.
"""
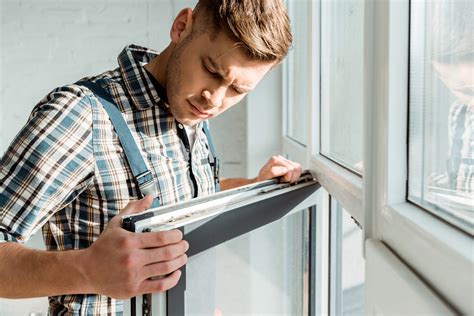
[144,44,173,89]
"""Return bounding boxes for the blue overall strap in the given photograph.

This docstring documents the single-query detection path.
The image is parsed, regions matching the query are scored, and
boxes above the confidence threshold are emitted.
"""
[202,121,220,192]
[76,80,160,207]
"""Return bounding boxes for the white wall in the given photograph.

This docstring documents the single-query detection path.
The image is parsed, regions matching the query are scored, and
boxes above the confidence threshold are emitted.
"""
[1,0,173,152]
[246,66,283,177]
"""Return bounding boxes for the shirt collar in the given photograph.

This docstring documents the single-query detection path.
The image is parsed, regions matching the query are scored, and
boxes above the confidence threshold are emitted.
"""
[117,44,167,110]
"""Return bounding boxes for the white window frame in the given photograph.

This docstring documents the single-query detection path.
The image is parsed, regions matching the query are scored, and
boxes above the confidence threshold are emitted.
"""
[306,0,364,226]
[282,1,365,315]
[282,0,309,167]
[283,0,473,314]
[364,1,473,314]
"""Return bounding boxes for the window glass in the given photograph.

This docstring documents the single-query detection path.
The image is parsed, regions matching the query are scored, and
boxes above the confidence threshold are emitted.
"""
[320,0,364,174]
[284,0,309,146]
[185,210,309,315]
[408,0,473,232]
[330,199,365,315]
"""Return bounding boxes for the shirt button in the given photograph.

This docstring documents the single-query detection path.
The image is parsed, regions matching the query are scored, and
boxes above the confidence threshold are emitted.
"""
[178,123,184,129]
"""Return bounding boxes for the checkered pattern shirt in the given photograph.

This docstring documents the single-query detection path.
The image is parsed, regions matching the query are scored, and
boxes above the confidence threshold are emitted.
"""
[448,101,473,193]
[0,44,216,315]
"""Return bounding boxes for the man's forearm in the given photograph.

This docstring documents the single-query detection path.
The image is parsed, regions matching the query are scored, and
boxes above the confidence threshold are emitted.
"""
[0,242,90,298]
[0,198,189,300]
[219,177,257,191]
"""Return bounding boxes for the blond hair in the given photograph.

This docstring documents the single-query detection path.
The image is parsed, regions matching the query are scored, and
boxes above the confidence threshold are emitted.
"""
[193,0,292,62]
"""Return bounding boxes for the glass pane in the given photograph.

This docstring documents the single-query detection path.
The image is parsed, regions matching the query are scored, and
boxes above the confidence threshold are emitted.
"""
[320,0,364,174]
[284,0,309,145]
[330,200,365,315]
[408,0,474,232]
[185,210,309,316]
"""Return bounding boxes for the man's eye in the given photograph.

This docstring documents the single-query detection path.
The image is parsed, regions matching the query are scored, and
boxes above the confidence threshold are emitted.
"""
[232,86,243,94]
[203,63,220,78]
[209,71,221,79]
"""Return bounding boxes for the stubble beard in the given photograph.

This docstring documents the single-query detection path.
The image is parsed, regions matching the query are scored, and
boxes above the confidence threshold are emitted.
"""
[165,35,198,126]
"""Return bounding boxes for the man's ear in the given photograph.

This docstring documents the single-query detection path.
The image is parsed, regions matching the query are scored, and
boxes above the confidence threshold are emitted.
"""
[170,8,194,44]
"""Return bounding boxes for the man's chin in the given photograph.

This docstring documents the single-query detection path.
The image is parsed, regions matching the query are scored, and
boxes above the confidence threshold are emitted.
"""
[176,116,203,127]
[169,110,202,126]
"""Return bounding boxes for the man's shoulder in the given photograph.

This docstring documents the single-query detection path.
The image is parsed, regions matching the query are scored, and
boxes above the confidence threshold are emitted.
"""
[34,68,122,115]
[27,83,102,132]
[33,84,93,116]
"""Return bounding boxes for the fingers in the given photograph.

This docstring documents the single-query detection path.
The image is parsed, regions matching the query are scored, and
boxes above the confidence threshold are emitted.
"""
[138,270,182,294]
[268,155,302,183]
[139,240,189,264]
[136,229,184,249]
[270,165,288,177]
[282,157,302,183]
[140,254,188,279]
[276,158,293,182]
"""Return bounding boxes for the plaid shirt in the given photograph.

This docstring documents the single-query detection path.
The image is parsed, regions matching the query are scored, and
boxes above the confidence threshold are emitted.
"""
[448,101,473,193]
[0,45,216,315]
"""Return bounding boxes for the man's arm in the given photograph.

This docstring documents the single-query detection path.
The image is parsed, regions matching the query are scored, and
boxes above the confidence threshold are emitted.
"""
[219,177,256,190]
[0,196,188,299]
[0,88,188,299]
[219,155,302,191]
[0,241,92,298]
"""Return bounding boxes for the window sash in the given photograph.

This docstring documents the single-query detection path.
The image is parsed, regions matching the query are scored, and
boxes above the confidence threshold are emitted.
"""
[283,0,310,145]
[304,0,364,225]
[124,180,321,316]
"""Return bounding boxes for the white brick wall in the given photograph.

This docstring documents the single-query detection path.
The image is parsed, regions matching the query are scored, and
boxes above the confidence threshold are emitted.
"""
[0,0,180,153]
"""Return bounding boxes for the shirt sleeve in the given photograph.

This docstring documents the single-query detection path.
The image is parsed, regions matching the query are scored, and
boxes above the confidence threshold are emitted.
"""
[0,85,95,243]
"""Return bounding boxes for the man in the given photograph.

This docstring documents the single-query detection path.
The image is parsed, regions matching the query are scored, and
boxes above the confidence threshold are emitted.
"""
[429,0,473,212]
[0,0,301,314]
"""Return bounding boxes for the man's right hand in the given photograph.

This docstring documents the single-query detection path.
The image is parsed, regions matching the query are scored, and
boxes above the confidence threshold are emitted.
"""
[81,196,188,299]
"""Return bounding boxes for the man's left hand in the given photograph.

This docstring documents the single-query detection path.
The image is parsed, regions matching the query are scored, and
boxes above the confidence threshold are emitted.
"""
[256,155,302,183]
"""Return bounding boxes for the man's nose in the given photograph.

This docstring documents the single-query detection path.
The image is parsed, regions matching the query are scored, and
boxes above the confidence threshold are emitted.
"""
[202,86,227,108]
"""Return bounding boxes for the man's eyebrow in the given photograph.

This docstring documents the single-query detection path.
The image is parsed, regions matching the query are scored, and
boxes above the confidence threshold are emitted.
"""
[206,57,252,92]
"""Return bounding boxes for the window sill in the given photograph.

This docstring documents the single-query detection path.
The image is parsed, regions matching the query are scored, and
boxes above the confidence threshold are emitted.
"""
[380,202,474,314]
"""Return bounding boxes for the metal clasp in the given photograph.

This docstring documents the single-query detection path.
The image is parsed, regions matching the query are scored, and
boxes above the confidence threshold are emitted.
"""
[135,170,157,198]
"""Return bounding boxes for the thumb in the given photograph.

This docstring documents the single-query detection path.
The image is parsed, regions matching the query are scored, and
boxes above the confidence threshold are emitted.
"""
[121,195,154,216]
[109,196,154,228]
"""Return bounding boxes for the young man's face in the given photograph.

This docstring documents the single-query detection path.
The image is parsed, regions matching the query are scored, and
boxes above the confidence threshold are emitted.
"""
[165,30,275,126]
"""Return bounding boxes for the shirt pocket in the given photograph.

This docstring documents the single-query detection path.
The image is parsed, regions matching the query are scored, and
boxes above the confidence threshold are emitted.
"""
[147,150,195,205]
